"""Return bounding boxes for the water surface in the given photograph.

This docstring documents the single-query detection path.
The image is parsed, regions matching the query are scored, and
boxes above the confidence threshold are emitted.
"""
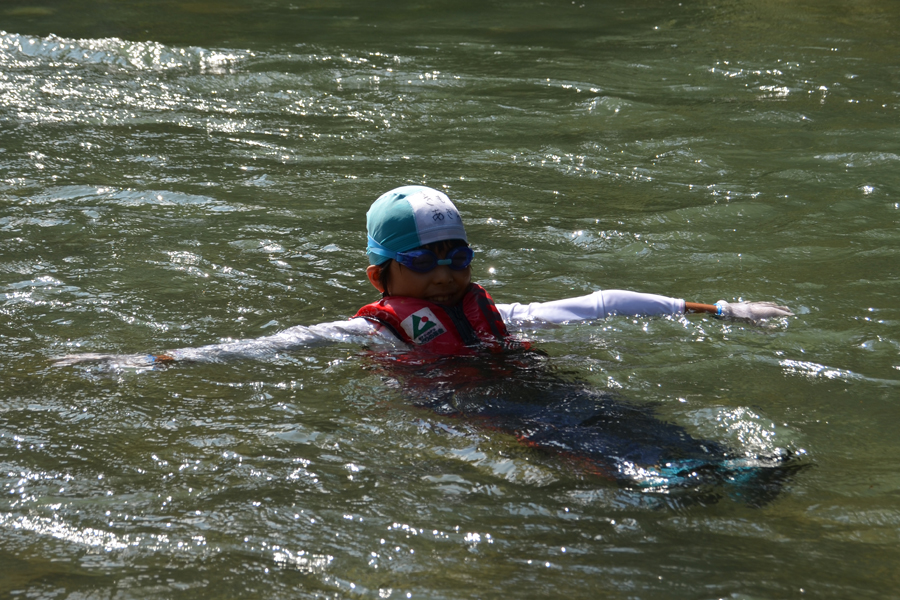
[2,0,899,598]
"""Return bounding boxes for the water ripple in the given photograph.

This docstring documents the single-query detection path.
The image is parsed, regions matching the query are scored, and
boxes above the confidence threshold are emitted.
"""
[0,30,245,72]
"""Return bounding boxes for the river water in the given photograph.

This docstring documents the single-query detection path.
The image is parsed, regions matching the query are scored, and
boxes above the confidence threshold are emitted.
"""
[2,0,899,598]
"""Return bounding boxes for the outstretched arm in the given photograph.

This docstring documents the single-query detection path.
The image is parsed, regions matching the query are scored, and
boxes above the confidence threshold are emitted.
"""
[497,290,793,325]
[52,317,399,367]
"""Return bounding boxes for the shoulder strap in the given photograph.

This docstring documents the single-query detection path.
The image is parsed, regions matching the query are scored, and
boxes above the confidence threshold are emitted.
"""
[355,301,414,344]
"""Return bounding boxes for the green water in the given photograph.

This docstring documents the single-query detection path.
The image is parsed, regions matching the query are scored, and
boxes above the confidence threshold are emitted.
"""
[2,0,899,597]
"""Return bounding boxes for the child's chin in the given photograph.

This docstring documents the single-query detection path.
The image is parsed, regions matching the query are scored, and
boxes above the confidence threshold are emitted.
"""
[427,293,460,305]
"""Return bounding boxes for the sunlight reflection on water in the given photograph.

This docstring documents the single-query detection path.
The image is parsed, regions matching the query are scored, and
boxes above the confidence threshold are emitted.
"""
[2,0,900,597]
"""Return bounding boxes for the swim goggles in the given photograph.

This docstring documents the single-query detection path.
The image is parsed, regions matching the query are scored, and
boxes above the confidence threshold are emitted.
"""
[367,235,474,273]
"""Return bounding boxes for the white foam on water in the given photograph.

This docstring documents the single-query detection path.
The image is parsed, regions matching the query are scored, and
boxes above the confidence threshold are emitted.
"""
[0,30,245,72]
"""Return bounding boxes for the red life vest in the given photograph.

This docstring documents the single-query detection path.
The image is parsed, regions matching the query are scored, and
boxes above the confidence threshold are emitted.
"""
[354,284,522,355]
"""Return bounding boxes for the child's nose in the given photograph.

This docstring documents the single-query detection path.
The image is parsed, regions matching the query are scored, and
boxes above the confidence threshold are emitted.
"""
[430,264,454,282]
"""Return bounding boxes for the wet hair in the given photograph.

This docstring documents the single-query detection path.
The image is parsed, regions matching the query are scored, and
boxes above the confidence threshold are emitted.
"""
[378,238,469,296]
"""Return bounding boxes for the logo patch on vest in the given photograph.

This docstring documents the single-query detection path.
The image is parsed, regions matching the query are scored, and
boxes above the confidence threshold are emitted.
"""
[400,307,447,345]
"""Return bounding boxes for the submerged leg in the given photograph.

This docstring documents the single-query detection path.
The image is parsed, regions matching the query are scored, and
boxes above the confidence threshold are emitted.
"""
[434,379,798,495]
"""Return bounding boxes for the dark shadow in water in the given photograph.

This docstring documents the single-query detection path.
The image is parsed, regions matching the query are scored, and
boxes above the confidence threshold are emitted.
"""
[366,349,807,508]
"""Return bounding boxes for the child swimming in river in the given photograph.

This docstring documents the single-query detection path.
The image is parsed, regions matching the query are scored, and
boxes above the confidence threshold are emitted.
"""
[56,186,798,496]
[55,185,793,365]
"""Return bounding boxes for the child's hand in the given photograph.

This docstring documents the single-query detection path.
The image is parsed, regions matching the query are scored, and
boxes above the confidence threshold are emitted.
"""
[715,301,794,323]
[51,353,173,368]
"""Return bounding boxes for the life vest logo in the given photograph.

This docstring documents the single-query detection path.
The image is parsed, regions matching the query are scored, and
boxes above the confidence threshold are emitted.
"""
[400,308,447,345]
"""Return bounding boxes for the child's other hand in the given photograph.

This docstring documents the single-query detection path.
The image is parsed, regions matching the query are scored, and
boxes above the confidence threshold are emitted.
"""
[51,353,165,368]
[715,301,794,323]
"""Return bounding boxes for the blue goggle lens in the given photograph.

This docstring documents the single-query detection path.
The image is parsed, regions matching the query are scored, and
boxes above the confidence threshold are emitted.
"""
[395,246,474,273]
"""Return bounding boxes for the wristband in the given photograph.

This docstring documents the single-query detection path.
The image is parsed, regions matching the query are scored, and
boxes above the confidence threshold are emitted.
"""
[715,300,727,317]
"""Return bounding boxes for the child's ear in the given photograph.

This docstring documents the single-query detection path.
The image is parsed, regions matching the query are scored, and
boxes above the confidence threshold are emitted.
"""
[366,265,385,293]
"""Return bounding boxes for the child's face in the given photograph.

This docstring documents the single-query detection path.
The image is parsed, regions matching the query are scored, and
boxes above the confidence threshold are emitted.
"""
[366,248,472,305]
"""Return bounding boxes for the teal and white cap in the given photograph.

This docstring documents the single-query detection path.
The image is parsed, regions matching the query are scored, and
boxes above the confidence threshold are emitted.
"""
[366,186,468,265]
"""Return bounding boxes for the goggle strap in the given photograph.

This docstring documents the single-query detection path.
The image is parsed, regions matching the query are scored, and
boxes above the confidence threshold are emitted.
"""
[366,235,399,259]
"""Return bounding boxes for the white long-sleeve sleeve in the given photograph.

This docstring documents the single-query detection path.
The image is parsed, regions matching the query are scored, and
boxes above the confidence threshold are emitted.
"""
[167,317,396,363]
[496,289,685,325]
